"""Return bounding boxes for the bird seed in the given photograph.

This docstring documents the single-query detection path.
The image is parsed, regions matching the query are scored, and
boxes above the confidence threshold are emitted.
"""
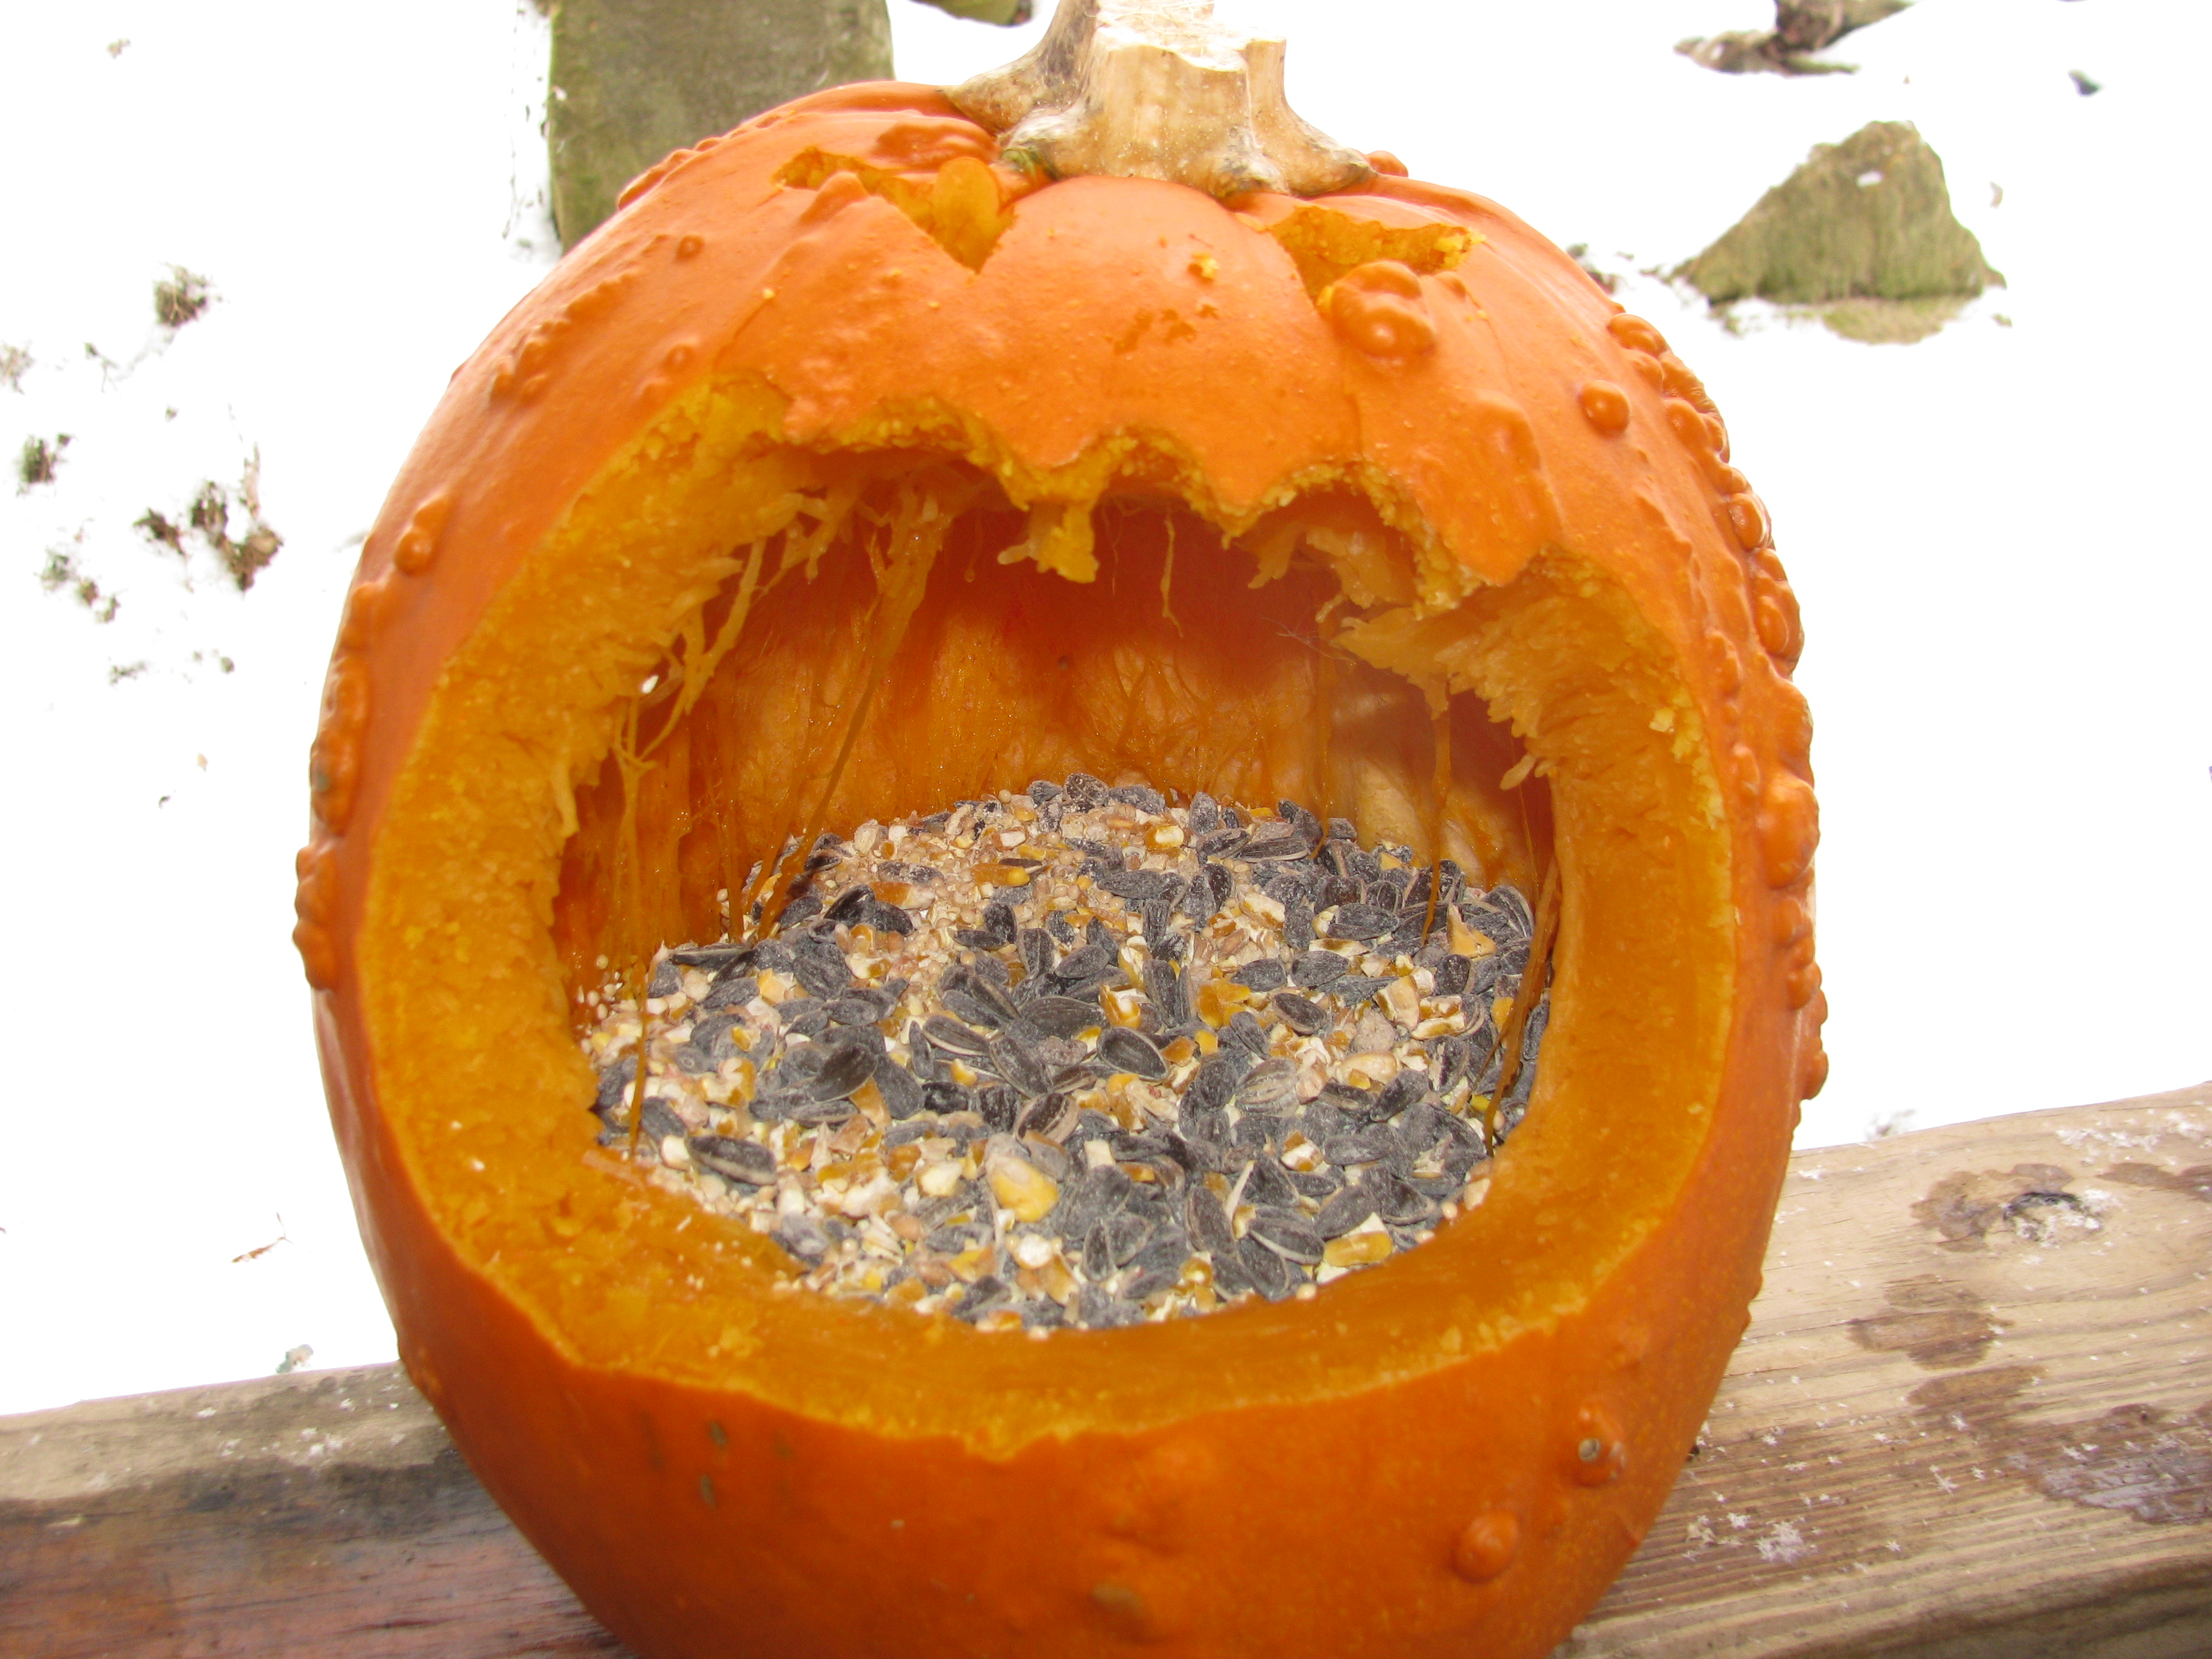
[577,777,1548,1333]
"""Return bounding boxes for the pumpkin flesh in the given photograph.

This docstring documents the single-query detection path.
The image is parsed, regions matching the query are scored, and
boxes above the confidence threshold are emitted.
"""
[308,82,1818,1659]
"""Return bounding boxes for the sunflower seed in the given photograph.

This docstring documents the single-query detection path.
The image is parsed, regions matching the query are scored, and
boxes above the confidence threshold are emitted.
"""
[1231,959,1288,992]
[1271,992,1331,1036]
[1233,1055,1299,1112]
[1238,1236,1299,1299]
[1185,1183,1236,1256]
[1240,1156,1299,1210]
[687,1135,775,1185]
[1222,1011,1270,1062]
[1246,1207,1325,1265]
[922,1014,992,1058]
[1096,1025,1167,1080]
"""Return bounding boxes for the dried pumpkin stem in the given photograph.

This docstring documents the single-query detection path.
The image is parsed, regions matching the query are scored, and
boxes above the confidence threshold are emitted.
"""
[950,0,1372,200]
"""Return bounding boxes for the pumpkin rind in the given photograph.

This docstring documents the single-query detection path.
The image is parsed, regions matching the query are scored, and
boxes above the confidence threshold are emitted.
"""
[305,80,1820,1659]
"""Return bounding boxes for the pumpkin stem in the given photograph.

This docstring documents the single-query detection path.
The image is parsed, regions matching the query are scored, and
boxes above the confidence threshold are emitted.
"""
[949,0,1372,200]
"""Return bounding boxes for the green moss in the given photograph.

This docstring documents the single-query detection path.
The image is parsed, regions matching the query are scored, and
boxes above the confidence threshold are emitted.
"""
[1685,122,2001,310]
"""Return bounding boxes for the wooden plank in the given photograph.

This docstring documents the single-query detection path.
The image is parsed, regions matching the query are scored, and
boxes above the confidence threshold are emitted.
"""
[4,1086,2208,1658]
[1568,1079,2212,1658]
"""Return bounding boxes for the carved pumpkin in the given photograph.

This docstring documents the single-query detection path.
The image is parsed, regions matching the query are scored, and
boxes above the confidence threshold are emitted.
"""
[298,4,1821,1654]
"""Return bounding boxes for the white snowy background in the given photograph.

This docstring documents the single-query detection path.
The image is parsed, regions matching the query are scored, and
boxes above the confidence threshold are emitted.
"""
[1,0,2204,1415]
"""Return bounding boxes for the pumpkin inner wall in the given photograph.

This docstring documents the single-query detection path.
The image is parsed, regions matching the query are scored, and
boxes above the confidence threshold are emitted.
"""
[549,473,1547,997]
[355,382,1733,1447]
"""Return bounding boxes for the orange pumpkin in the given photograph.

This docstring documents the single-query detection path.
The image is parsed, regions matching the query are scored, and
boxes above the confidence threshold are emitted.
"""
[297,7,1821,1655]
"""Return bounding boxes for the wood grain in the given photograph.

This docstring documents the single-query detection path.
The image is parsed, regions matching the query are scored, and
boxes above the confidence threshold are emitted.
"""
[4,1086,2208,1658]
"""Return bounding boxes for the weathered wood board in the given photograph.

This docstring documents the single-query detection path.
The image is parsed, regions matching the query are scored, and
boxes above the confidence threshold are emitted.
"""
[4,1086,2207,1658]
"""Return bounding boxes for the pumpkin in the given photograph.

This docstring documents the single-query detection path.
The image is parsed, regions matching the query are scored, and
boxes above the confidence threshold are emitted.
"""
[296,3,1822,1654]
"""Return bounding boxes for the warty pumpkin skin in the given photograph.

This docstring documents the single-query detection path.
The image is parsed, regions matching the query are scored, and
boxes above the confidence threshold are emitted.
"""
[298,66,1823,1659]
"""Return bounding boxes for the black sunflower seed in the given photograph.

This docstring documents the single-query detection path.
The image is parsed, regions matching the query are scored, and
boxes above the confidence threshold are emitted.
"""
[1143,959,1191,1028]
[942,986,1013,1033]
[922,1015,991,1059]
[647,959,682,997]
[954,1276,1013,1321]
[1021,995,1098,1039]
[1246,1207,1324,1265]
[1062,773,1109,810]
[1325,1124,1407,1172]
[1016,1091,1077,1142]
[1185,863,1233,923]
[1325,902,1396,942]
[1242,829,1309,861]
[1283,895,1315,952]
[1238,1235,1300,1298]
[1330,975,1391,1008]
[874,1054,925,1119]
[1397,1100,1448,1152]
[824,885,869,924]
[1292,950,1349,989]
[1233,1056,1299,1112]
[1231,959,1288,993]
[1185,1183,1236,1256]
[1056,1166,1134,1237]
[671,942,751,970]
[593,1055,637,1113]
[1082,1221,1114,1282]
[790,1096,858,1128]
[1369,1173,1438,1228]
[1185,1052,1244,1112]
[975,1083,1021,1134]
[1096,869,1177,904]
[1042,944,1114,997]
[1375,1070,1429,1119]
[1187,791,1221,833]
[823,994,887,1027]
[1018,928,1055,981]
[673,1044,715,1075]
[687,1135,775,1185]
[699,972,758,1010]
[986,1032,1048,1096]
[1178,1094,1229,1148]
[1075,1283,1142,1328]
[1222,1011,1270,1061]
[1434,954,1472,998]
[1229,1114,1278,1157]
[774,1214,830,1263]
[1096,1025,1167,1080]
[639,1098,687,1142]
[787,934,852,999]
[1107,1212,1157,1267]
[781,1003,835,1039]
[1240,1157,1299,1210]
[1271,993,1330,1036]
[1313,1185,1377,1238]
[1027,778,1062,805]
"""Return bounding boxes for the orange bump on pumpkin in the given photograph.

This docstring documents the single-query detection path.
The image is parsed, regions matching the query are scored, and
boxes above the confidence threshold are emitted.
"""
[301,4,1820,1656]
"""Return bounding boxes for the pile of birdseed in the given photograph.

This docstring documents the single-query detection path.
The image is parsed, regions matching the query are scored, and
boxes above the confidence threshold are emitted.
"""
[580,774,1548,1333]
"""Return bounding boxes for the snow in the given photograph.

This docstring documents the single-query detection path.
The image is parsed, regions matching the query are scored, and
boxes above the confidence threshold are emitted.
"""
[1,0,2205,1415]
